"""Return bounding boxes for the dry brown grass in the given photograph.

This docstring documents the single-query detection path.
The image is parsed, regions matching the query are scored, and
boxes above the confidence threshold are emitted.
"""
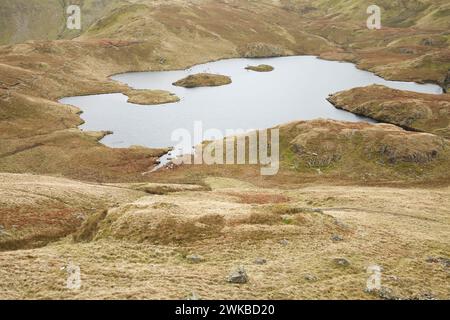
[223,192,290,204]
[0,173,145,250]
[0,180,448,300]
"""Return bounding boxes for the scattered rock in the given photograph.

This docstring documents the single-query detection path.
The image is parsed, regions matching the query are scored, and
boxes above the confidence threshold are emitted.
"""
[254,258,267,265]
[304,274,318,282]
[245,64,274,72]
[367,286,436,300]
[399,48,416,55]
[75,212,86,221]
[186,254,205,264]
[173,73,232,88]
[365,286,398,300]
[333,258,350,267]
[412,292,437,300]
[159,57,167,65]
[421,38,434,46]
[426,256,450,268]
[334,219,350,230]
[239,42,285,58]
[227,266,249,284]
[279,239,289,246]
[331,235,344,242]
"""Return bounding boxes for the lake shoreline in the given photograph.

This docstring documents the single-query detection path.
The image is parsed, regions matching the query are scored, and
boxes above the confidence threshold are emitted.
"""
[61,56,441,151]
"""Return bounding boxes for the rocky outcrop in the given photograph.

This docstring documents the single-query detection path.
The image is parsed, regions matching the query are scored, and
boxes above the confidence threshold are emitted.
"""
[327,85,450,139]
[239,43,287,58]
[278,120,450,183]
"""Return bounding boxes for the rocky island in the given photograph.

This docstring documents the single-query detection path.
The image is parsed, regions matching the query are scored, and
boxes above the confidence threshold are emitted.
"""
[125,89,180,105]
[245,64,274,72]
[173,73,232,88]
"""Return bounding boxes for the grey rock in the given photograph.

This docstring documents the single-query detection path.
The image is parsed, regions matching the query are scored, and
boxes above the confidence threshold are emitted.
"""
[227,266,249,284]
[365,286,398,300]
[399,48,416,54]
[304,274,318,282]
[254,258,267,265]
[333,219,350,229]
[331,235,344,242]
[186,254,204,264]
[279,239,289,246]
[421,38,434,46]
[426,256,450,268]
[412,292,436,300]
[333,258,350,267]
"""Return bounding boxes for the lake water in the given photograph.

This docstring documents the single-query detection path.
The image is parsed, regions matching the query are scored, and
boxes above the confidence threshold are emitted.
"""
[60,56,442,158]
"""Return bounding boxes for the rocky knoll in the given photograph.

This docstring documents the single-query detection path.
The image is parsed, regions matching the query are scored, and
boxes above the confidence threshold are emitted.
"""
[173,73,232,88]
[327,85,450,138]
[278,120,450,182]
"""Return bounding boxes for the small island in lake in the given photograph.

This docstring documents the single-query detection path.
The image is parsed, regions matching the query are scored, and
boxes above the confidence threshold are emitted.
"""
[125,89,180,105]
[173,73,232,88]
[245,64,274,72]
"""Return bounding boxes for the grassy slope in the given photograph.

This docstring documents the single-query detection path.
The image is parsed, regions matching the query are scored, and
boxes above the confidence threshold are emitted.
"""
[0,0,131,45]
[1,180,448,299]
[300,0,450,29]
[0,173,146,250]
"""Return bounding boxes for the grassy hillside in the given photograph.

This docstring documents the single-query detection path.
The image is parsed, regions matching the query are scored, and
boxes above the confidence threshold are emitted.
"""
[1,176,448,299]
[0,0,129,45]
[283,0,450,29]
